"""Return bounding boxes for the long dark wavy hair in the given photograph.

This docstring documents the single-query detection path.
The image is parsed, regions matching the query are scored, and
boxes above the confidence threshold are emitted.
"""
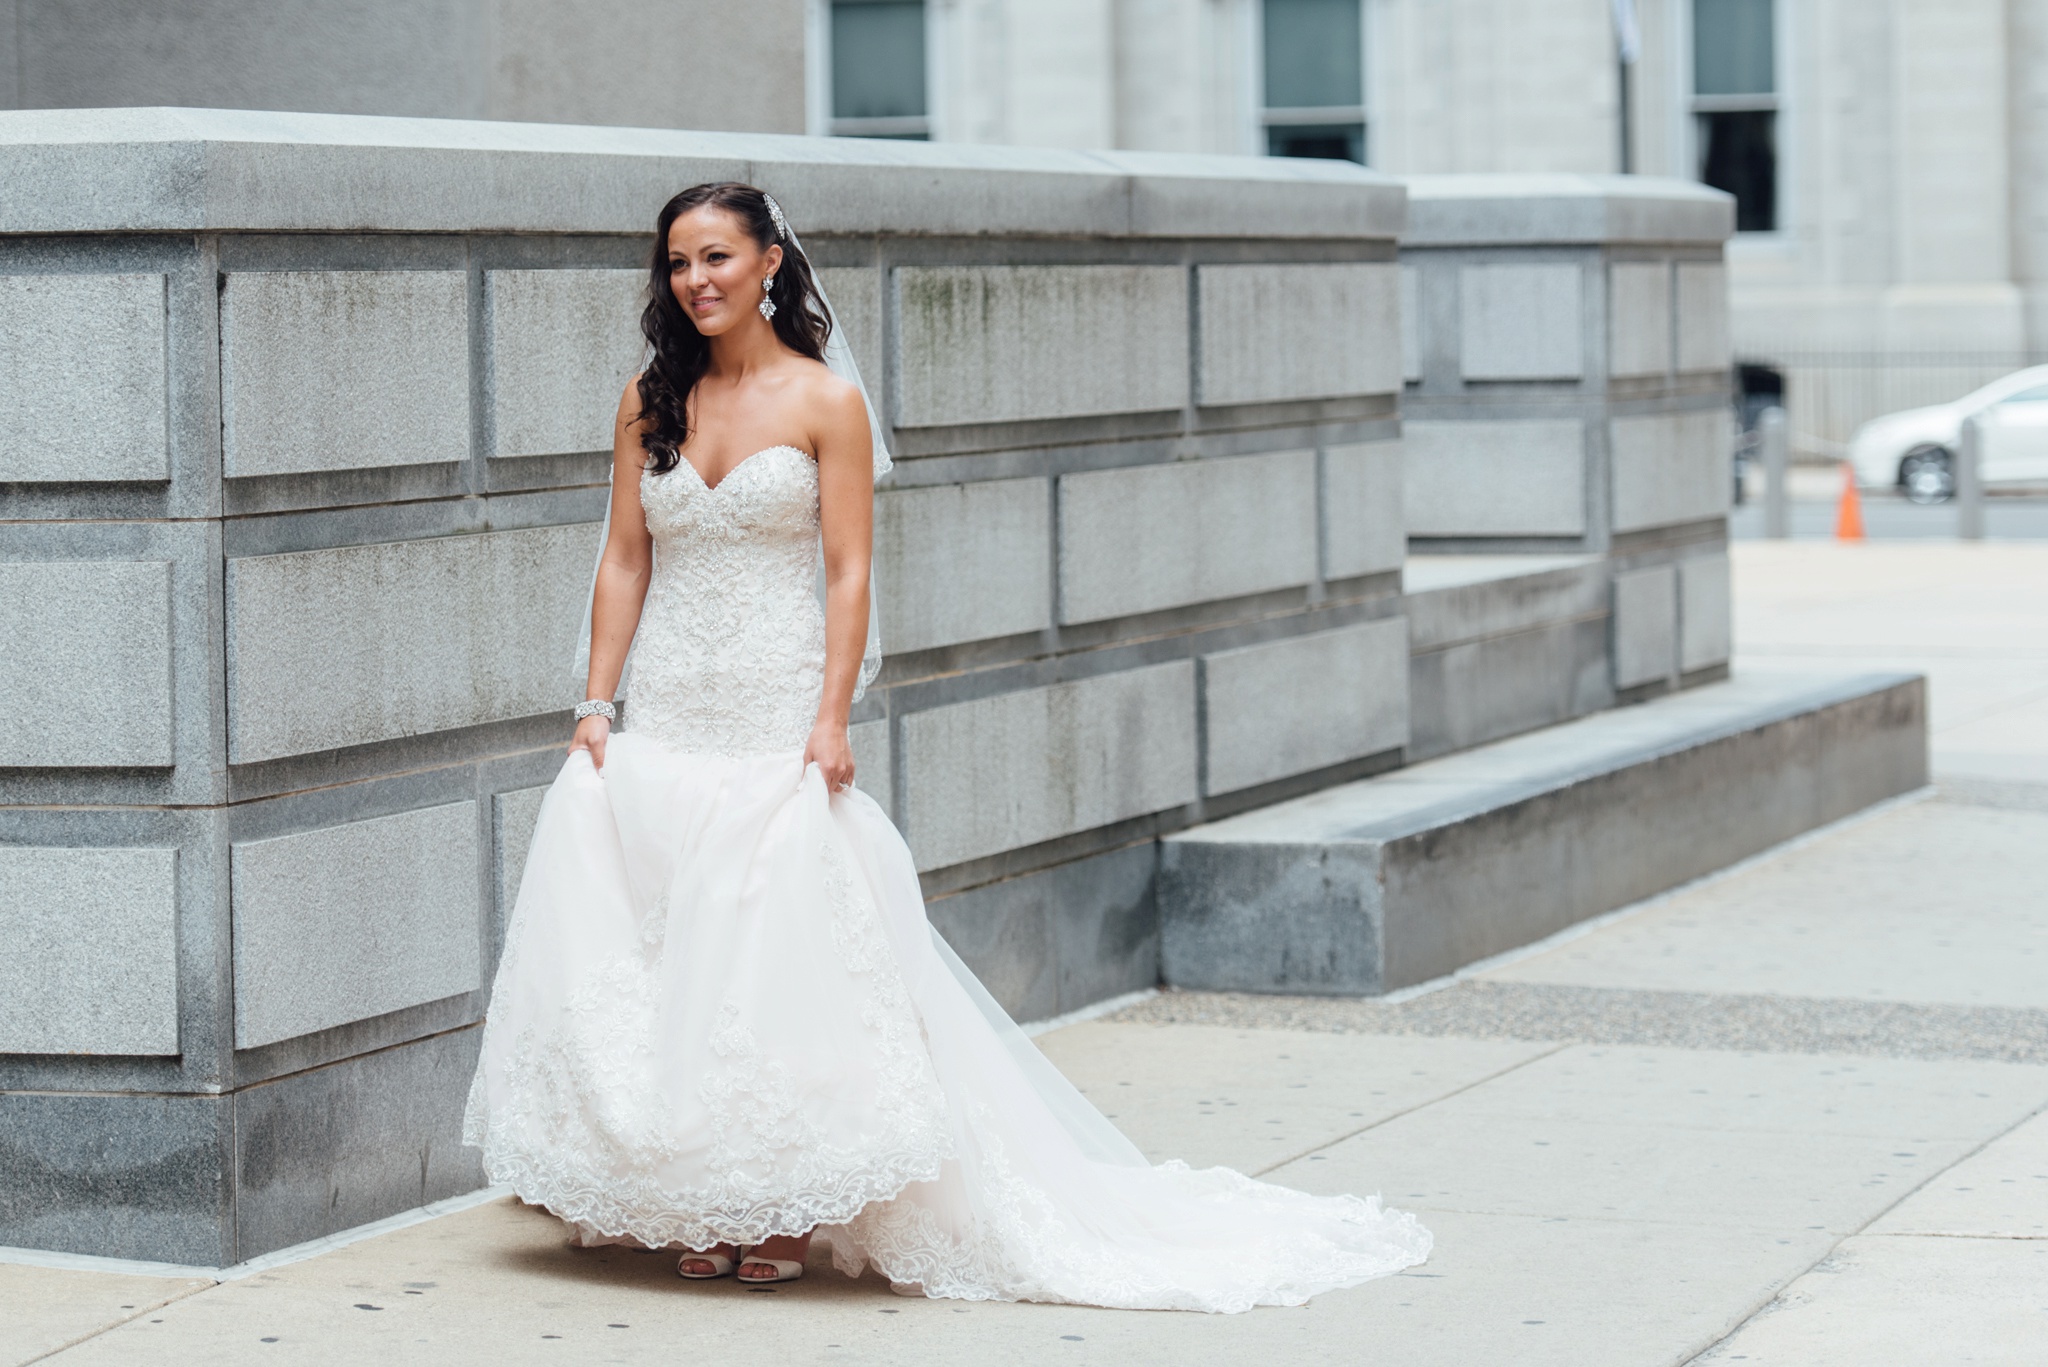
[635,182,833,473]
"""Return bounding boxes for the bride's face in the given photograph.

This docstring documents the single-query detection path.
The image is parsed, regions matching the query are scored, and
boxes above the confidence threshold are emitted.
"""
[667,206,783,337]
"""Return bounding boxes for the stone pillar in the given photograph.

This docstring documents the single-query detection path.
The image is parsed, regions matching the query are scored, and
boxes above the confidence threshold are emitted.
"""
[1395,173,1736,749]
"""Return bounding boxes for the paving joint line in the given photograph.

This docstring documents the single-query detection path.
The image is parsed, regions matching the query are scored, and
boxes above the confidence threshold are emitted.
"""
[1679,1094,2048,1365]
[1248,1040,1573,1179]
[21,1280,215,1367]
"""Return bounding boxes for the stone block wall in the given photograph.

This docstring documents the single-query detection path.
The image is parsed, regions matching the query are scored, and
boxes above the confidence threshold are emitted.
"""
[1397,174,1739,729]
[0,111,1412,1265]
[0,272,169,481]
[1399,176,1736,556]
[0,113,1734,1265]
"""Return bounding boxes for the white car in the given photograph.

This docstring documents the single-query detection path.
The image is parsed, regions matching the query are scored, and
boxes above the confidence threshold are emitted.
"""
[1847,365,2048,503]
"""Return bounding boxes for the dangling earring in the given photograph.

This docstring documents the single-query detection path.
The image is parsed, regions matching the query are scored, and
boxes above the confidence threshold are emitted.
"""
[758,276,777,321]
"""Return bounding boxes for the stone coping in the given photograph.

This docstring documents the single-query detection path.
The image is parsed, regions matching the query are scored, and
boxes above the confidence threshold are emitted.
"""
[0,106,1407,239]
[1403,172,1734,247]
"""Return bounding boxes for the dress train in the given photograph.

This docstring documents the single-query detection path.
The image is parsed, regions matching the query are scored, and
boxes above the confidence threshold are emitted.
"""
[465,732,1431,1311]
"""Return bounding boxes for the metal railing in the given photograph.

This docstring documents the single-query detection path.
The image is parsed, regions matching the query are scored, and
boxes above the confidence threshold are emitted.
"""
[1735,350,2048,450]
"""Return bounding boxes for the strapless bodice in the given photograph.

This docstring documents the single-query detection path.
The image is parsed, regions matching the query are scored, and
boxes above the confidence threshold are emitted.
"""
[626,445,825,756]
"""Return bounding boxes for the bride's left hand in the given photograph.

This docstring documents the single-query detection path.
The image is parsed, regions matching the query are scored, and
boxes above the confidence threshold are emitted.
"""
[804,720,855,794]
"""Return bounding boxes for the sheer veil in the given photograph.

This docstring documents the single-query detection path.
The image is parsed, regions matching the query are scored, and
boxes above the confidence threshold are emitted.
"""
[571,196,890,701]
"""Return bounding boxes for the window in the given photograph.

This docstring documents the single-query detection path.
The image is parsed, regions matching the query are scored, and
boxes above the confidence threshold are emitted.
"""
[830,0,927,139]
[1692,0,1775,231]
[1261,0,1365,163]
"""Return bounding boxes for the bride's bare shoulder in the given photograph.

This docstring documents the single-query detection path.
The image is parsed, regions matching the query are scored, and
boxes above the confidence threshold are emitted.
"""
[784,355,866,424]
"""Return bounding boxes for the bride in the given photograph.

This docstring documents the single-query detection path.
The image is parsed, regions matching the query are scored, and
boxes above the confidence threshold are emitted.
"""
[463,182,1431,1308]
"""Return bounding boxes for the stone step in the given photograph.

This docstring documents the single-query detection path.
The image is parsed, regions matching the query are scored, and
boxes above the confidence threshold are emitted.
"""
[1159,668,1927,996]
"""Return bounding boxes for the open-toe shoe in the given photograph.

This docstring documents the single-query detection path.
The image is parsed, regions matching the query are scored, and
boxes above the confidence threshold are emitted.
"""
[736,1252,805,1283]
[676,1249,737,1279]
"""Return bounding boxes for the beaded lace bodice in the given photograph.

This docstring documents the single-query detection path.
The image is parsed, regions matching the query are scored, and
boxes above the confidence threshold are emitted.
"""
[627,445,826,757]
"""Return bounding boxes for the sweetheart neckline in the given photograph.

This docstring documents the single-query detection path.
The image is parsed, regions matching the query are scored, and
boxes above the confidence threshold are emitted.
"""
[666,444,815,494]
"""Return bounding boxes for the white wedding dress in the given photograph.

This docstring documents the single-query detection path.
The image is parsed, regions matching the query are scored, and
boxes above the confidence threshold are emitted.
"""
[462,443,1432,1310]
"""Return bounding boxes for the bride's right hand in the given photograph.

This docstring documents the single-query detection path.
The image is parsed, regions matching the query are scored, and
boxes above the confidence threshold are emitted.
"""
[569,715,611,770]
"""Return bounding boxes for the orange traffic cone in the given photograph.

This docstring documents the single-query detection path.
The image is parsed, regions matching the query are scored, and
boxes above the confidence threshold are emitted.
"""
[1834,462,1866,542]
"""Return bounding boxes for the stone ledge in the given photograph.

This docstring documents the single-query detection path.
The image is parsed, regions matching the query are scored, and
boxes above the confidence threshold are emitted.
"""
[0,107,1405,239]
[1159,669,1928,996]
[1403,173,1734,247]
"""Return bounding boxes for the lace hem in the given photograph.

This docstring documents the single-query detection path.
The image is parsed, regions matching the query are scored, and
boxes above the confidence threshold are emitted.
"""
[470,1129,945,1250]
[463,773,956,1253]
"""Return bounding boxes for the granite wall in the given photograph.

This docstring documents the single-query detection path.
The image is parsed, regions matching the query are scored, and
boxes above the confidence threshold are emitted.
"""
[0,108,1731,1264]
[1396,174,1738,752]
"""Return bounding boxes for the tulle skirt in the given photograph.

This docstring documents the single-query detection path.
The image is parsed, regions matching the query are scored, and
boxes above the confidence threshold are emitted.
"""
[463,731,1432,1311]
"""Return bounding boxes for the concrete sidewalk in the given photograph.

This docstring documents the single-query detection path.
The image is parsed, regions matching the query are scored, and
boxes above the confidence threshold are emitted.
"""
[7,786,2043,1366]
[1733,540,2048,806]
[6,542,2044,1365]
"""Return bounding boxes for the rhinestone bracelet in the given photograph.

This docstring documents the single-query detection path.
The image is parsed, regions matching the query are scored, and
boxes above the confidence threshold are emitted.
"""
[573,699,616,723]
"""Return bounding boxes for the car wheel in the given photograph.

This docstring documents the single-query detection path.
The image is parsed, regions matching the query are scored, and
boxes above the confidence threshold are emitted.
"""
[1899,446,1954,504]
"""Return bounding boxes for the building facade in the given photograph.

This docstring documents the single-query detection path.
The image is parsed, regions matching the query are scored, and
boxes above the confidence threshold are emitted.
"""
[9,1,2041,446]
[807,0,2048,446]
[0,0,809,136]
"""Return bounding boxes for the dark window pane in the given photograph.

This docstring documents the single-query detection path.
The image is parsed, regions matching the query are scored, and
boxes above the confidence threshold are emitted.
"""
[1694,0,1773,95]
[1263,0,1362,109]
[832,1,926,121]
[1268,123,1364,163]
[1698,110,1775,231]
